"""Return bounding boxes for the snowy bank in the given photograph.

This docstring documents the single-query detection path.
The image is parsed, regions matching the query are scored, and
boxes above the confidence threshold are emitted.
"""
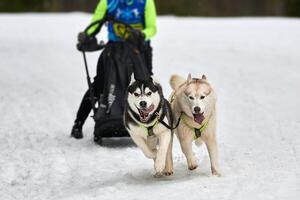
[0,14,299,200]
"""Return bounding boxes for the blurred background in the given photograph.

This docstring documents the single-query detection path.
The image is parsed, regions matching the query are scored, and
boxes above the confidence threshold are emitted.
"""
[0,0,300,17]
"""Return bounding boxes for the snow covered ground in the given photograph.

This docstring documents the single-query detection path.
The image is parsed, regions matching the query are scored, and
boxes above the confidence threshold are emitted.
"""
[0,14,299,200]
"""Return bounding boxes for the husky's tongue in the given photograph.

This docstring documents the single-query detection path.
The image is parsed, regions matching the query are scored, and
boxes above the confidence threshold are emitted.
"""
[193,113,205,124]
[138,104,155,122]
[140,111,149,120]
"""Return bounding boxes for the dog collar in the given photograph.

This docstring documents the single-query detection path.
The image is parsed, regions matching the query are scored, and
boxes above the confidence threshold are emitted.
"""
[139,99,174,136]
[139,112,160,137]
[181,114,209,139]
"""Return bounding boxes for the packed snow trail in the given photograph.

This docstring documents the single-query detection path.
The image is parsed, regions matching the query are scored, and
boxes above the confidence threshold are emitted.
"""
[0,14,299,200]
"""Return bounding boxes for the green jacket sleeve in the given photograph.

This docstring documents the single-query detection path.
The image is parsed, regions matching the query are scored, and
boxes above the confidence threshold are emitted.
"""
[143,0,157,40]
[87,0,107,36]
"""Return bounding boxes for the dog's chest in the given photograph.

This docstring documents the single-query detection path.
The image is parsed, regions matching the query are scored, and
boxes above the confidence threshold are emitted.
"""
[177,123,195,137]
[177,121,209,140]
[127,124,148,139]
[127,122,168,139]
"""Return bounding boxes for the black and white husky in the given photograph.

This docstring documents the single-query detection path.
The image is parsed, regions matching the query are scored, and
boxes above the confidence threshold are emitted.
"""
[124,78,174,177]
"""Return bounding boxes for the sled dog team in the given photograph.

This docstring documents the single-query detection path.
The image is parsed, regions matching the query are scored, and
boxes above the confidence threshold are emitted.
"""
[124,74,220,177]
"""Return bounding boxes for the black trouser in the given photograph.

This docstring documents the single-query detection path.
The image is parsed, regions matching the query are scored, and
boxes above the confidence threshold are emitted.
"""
[74,41,153,125]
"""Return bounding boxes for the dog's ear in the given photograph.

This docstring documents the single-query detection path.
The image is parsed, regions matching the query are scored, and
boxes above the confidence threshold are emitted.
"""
[130,73,136,85]
[201,75,207,80]
[170,74,186,90]
[187,73,192,84]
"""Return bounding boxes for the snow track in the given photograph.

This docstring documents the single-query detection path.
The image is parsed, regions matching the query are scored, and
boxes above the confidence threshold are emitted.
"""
[0,14,299,200]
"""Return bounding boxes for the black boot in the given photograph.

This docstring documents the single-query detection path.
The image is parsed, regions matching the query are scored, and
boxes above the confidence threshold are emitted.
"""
[94,135,103,145]
[70,121,83,139]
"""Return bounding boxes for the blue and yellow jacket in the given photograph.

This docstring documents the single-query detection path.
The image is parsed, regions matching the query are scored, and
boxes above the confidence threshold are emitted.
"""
[87,0,157,41]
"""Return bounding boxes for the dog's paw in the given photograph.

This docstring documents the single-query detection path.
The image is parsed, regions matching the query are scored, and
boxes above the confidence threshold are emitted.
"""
[163,171,173,176]
[212,169,222,177]
[154,160,166,174]
[188,164,198,171]
[153,172,164,178]
[163,166,173,176]
[187,157,198,171]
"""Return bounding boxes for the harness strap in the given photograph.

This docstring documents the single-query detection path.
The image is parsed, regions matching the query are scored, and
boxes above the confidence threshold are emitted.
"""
[147,126,155,137]
[157,113,182,130]
[140,112,160,137]
[194,129,202,139]
[146,119,159,137]
[141,99,177,136]
[193,121,209,139]
[143,111,174,136]
[164,92,182,130]
[181,114,209,139]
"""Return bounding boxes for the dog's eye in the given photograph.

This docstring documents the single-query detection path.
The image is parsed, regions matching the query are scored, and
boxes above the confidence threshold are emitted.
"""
[146,92,152,96]
[200,96,205,99]
[134,93,140,97]
[189,96,194,100]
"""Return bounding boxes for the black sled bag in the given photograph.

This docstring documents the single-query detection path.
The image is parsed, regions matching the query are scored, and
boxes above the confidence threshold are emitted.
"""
[93,42,150,138]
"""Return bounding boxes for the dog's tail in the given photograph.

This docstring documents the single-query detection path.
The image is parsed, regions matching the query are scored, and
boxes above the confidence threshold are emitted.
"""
[170,74,186,90]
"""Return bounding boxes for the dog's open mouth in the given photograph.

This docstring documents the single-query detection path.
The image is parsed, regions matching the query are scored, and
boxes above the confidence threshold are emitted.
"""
[193,112,205,124]
[138,104,155,122]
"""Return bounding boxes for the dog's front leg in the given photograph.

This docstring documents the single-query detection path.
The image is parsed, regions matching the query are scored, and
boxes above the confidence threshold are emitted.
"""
[178,133,198,170]
[154,132,171,177]
[146,136,158,153]
[164,133,173,176]
[131,136,156,159]
[205,137,221,176]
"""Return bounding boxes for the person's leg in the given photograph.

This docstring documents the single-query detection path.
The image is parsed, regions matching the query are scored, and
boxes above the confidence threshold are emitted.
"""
[144,41,153,75]
[74,88,94,125]
[75,53,105,123]
[70,78,102,139]
[71,53,105,139]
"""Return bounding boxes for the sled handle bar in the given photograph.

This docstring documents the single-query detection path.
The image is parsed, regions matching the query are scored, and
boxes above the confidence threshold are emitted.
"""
[79,17,135,52]
[84,17,135,38]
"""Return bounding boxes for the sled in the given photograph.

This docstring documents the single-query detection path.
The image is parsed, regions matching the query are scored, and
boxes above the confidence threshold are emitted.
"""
[78,17,150,145]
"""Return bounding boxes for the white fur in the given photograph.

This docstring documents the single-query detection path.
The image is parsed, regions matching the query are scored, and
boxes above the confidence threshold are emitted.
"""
[127,87,160,119]
[125,81,173,177]
[169,74,221,176]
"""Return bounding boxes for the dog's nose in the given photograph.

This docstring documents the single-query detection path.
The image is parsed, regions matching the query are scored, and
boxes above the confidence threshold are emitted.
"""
[139,101,147,108]
[194,106,201,113]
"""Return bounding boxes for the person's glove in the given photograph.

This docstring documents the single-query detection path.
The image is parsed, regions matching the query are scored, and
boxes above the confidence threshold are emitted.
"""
[77,32,99,52]
[129,29,145,41]
[78,32,90,44]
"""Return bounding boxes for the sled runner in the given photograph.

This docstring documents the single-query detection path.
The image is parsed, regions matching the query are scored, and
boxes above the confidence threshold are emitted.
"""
[78,17,151,145]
